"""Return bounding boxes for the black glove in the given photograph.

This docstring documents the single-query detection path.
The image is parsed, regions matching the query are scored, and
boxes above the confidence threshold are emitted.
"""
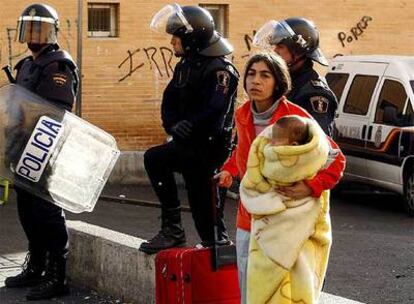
[170,120,193,140]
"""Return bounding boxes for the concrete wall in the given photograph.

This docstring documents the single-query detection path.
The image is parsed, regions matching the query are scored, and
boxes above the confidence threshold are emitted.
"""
[67,221,155,303]
[1,0,413,151]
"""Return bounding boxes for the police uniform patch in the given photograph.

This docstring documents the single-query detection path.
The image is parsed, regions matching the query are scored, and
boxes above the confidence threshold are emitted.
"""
[310,96,329,113]
[216,71,230,88]
[52,73,67,86]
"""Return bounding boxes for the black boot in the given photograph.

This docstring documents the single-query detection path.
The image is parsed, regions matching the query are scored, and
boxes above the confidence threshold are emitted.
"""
[26,257,69,301]
[139,207,186,254]
[5,252,45,288]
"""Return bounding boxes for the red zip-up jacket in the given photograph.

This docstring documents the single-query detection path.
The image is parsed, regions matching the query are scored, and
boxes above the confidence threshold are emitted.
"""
[222,97,346,231]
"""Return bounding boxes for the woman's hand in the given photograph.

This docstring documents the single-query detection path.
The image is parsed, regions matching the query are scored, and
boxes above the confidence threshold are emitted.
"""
[214,171,233,188]
[276,180,313,199]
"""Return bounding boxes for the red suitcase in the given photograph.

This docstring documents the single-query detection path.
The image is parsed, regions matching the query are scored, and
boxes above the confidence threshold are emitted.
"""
[155,180,240,303]
[155,246,240,303]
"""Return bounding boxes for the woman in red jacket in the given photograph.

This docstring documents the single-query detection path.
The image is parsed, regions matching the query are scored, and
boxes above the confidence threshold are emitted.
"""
[216,52,345,303]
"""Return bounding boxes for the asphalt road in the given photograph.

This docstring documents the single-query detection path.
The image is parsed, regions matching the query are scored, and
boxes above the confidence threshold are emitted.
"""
[1,183,413,304]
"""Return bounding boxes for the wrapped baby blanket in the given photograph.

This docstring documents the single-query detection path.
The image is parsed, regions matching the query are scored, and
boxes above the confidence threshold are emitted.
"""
[240,117,332,304]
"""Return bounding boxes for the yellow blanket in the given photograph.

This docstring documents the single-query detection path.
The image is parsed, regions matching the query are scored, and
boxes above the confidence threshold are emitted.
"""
[240,118,332,304]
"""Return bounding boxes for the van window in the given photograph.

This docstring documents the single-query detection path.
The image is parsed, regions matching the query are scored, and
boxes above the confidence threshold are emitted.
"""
[344,75,378,115]
[375,80,407,125]
[326,73,349,101]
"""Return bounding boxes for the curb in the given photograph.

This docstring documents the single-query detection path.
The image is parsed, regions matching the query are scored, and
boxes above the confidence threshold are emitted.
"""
[67,220,365,304]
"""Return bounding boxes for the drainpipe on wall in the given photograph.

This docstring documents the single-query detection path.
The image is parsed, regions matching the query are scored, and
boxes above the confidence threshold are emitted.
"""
[76,0,83,117]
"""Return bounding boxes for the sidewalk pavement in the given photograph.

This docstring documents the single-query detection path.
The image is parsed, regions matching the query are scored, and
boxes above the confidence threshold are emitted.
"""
[0,253,124,304]
[0,259,121,304]
[0,183,366,304]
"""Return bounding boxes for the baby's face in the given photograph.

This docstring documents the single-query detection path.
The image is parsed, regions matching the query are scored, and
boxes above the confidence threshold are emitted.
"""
[270,125,291,147]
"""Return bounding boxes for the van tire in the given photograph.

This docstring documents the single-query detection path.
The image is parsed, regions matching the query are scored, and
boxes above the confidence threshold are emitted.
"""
[403,170,414,217]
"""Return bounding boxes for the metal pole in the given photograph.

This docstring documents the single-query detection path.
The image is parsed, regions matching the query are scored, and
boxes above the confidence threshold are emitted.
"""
[76,0,83,117]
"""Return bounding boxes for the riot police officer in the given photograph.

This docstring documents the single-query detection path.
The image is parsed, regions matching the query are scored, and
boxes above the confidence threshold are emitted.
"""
[139,4,239,254]
[4,4,79,300]
[254,17,337,136]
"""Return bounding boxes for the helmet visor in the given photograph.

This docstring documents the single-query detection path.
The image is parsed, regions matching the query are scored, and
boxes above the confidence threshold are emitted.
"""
[16,17,57,44]
[150,4,193,35]
[253,20,296,49]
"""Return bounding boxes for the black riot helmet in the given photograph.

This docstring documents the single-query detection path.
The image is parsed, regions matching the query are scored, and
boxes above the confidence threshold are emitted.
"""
[254,17,328,66]
[151,4,233,56]
[16,3,59,45]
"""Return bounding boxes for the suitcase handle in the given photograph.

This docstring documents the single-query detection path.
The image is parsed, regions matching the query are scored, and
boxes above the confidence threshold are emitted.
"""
[211,178,237,271]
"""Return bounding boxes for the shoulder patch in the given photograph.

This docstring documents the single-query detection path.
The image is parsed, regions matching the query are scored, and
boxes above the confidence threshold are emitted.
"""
[217,70,230,88]
[310,96,329,113]
[52,73,68,86]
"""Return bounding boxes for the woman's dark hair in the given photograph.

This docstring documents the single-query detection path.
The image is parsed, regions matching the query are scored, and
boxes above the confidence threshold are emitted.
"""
[243,52,291,101]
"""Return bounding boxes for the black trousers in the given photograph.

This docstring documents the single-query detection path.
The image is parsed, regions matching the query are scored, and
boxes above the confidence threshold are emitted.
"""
[144,140,227,244]
[15,188,69,260]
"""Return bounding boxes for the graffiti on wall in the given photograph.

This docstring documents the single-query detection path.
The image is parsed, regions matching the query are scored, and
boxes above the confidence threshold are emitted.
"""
[118,46,175,82]
[240,30,257,60]
[338,16,373,47]
[118,30,258,82]
[244,31,257,52]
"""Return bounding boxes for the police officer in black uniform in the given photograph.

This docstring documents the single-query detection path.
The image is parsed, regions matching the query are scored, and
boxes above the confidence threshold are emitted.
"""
[254,17,337,136]
[139,4,239,254]
[4,4,79,301]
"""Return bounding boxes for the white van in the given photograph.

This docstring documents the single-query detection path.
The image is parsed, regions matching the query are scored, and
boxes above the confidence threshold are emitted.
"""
[326,55,414,215]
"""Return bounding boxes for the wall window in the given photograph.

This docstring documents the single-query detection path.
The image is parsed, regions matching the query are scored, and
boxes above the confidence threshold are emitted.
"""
[375,80,408,125]
[199,4,229,37]
[343,75,378,115]
[88,3,119,38]
[326,73,349,102]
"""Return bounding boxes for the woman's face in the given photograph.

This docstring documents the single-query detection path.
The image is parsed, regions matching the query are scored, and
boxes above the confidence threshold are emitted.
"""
[245,61,276,106]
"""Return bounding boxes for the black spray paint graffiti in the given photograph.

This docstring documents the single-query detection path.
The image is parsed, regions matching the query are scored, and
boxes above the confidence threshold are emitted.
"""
[118,47,174,82]
[227,31,257,63]
[244,31,257,51]
[118,31,258,82]
[338,16,373,47]
[241,30,257,59]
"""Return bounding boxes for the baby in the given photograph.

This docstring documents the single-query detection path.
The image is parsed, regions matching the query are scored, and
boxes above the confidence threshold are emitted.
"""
[270,115,309,147]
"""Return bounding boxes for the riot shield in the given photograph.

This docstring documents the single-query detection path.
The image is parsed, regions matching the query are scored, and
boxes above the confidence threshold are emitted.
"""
[0,84,120,213]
